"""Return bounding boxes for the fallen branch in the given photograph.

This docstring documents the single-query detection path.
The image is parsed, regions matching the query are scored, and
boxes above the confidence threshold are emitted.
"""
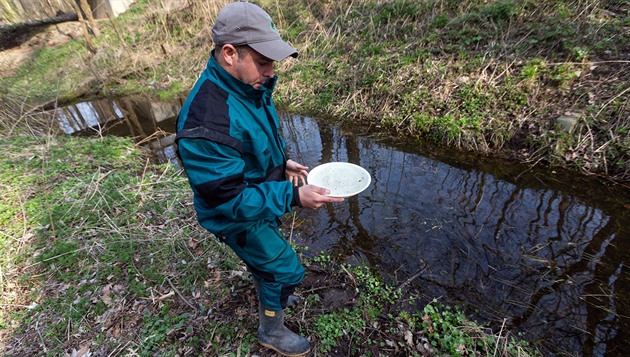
[394,260,428,292]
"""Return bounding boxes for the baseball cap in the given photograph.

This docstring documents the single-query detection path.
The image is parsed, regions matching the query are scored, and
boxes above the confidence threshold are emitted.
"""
[212,2,298,61]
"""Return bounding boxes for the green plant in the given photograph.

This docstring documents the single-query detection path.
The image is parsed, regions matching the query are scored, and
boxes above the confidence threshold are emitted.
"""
[140,308,191,356]
[520,59,547,82]
[422,301,474,355]
[421,299,537,356]
[312,253,332,266]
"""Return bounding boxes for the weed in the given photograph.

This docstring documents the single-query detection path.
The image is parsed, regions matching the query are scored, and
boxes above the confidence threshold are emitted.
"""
[312,253,332,266]
[420,299,538,356]
[2,0,629,182]
[520,58,547,82]
[38,241,80,272]
[139,308,192,356]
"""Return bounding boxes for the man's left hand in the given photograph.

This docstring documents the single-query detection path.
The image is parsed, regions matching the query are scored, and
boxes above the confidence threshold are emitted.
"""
[286,159,308,186]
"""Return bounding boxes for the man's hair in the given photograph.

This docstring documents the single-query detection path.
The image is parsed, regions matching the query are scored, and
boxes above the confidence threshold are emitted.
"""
[235,45,249,57]
[217,45,250,56]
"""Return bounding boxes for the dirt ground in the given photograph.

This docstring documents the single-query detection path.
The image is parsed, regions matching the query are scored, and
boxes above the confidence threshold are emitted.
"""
[0,21,82,77]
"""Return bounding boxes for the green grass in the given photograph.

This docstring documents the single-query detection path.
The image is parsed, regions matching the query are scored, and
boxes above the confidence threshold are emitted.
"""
[0,134,216,355]
[0,41,90,103]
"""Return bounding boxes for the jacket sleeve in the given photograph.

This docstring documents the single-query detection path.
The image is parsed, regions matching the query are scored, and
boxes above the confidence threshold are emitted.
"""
[178,137,295,221]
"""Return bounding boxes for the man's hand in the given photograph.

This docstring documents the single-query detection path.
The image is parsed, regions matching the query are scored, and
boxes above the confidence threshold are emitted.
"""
[298,185,344,209]
[286,159,308,186]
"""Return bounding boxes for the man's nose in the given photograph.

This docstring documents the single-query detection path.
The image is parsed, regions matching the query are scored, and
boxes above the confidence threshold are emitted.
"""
[265,65,275,77]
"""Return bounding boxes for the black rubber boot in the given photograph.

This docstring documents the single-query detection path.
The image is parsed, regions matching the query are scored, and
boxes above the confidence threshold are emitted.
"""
[258,304,310,356]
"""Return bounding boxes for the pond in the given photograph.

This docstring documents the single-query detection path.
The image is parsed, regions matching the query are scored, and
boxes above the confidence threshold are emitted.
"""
[49,96,630,356]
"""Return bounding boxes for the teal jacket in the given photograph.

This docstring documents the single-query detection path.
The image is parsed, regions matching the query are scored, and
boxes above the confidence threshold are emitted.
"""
[175,51,299,236]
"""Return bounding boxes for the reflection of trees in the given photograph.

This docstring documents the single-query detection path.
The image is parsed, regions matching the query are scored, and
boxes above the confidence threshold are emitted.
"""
[50,97,180,166]
[116,98,149,139]
[441,171,625,354]
[282,114,630,356]
[317,122,383,267]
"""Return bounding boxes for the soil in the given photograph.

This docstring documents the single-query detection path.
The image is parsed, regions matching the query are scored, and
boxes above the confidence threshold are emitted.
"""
[0,21,82,77]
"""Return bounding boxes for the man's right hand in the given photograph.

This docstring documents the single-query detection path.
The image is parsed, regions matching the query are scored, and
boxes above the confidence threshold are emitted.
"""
[298,185,344,209]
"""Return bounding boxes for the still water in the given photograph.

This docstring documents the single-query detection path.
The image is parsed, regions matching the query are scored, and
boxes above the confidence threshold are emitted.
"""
[51,97,629,356]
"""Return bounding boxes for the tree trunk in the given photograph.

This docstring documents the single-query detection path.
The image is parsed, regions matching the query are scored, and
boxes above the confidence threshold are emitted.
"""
[77,0,99,36]
[70,0,96,53]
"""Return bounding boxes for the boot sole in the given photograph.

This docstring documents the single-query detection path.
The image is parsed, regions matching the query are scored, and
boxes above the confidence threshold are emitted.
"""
[258,341,310,357]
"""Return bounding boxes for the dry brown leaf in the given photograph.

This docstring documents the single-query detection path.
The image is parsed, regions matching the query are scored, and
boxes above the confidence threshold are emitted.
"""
[187,238,199,249]
[109,325,121,338]
[101,284,113,305]
[422,314,434,333]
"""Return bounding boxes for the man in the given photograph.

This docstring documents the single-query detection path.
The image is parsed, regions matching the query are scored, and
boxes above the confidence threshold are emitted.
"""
[175,2,343,356]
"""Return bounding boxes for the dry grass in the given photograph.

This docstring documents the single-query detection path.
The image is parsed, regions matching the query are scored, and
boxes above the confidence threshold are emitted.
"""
[1,0,628,182]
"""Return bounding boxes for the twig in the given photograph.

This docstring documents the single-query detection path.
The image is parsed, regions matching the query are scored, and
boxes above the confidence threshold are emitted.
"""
[515,155,546,181]
[107,340,134,357]
[493,318,507,357]
[340,264,358,289]
[595,86,630,120]
[394,260,428,292]
[288,210,297,244]
[36,321,48,353]
[155,290,175,302]
[547,60,630,65]
[166,277,197,311]
[0,229,22,242]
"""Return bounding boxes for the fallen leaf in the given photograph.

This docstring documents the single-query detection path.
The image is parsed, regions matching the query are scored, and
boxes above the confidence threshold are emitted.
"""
[422,314,434,333]
[101,284,113,305]
[109,325,121,338]
[65,345,91,357]
[187,238,199,249]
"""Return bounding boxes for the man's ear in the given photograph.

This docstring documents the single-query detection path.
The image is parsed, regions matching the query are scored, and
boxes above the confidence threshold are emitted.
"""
[221,44,237,66]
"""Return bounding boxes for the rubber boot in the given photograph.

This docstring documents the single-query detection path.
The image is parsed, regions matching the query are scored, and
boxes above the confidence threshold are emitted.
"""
[258,304,310,357]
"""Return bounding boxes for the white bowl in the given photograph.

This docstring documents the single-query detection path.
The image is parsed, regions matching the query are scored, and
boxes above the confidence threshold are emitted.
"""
[307,162,371,198]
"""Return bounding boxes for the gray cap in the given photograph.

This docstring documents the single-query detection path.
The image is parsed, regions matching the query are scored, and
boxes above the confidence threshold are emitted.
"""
[212,2,298,61]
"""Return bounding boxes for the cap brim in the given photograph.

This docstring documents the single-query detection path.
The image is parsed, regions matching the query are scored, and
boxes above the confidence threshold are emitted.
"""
[249,40,298,61]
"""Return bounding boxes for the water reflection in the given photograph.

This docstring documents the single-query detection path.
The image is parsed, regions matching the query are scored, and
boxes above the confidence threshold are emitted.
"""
[50,96,182,169]
[56,100,124,134]
[49,97,629,356]
[282,114,629,356]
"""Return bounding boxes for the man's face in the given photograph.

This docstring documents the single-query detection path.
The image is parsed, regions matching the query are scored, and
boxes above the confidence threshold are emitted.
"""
[232,46,275,88]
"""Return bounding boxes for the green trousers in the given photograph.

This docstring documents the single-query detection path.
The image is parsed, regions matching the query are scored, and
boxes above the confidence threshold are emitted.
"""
[222,219,304,310]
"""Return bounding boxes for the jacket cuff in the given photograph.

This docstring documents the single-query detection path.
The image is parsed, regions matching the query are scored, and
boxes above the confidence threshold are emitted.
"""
[291,186,302,208]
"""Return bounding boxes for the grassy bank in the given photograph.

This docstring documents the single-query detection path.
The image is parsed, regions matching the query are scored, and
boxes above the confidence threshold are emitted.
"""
[0,0,628,181]
[0,131,539,355]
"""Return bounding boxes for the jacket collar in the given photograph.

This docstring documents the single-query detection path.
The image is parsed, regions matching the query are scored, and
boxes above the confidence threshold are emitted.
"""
[205,50,277,99]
